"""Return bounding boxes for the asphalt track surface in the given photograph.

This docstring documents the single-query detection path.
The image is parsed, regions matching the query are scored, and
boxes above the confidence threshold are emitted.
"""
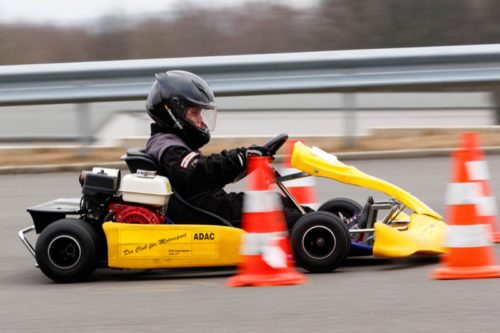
[3,155,500,333]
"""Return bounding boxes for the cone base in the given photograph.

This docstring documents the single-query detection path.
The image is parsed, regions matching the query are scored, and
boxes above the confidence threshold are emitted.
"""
[227,271,306,287]
[431,265,500,280]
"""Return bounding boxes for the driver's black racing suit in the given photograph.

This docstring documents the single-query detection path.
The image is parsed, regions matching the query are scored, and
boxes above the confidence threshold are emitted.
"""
[146,130,305,228]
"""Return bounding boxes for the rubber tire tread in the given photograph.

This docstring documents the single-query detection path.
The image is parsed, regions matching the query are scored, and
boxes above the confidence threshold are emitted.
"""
[291,211,351,273]
[318,197,362,220]
[35,218,100,283]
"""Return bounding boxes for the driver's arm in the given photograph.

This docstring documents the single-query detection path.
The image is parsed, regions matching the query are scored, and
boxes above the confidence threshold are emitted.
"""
[160,145,247,190]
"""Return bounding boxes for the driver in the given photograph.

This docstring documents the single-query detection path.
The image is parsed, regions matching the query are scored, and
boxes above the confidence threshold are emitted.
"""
[145,70,305,228]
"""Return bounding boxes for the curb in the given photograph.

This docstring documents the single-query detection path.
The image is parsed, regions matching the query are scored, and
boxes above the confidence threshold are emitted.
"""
[2,146,500,175]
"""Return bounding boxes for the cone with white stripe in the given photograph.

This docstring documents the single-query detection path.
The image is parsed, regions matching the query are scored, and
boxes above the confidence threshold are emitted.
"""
[431,148,500,280]
[461,132,500,243]
[281,139,319,210]
[228,156,306,287]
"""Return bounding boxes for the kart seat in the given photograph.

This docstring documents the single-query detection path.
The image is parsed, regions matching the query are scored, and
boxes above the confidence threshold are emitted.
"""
[122,148,232,227]
[122,147,161,172]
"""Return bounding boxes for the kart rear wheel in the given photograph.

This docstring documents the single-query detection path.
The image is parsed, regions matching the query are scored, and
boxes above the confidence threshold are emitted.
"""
[290,211,351,273]
[318,197,362,224]
[35,218,101,283]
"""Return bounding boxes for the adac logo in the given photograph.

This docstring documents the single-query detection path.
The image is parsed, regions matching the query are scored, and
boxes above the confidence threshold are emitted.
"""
[193,232,215,240]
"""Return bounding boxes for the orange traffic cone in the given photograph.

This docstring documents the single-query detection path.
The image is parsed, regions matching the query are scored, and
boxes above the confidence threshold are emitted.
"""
[431,148,500,280]
[227,156,306,287]
[461,132,500,243]
[280,139,319,210]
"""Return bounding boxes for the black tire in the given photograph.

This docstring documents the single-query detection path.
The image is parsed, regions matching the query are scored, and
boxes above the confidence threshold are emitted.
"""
[35,218,101,283]
[290,211,351,273]
[318,197,362,222]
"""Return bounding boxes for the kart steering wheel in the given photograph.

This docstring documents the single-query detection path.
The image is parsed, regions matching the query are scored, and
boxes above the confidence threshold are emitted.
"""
[262,133,289,156]
[233,133,288,182]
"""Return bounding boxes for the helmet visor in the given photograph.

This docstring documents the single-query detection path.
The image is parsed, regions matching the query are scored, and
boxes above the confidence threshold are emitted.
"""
[184,105,217,132]
[201,107,217,132]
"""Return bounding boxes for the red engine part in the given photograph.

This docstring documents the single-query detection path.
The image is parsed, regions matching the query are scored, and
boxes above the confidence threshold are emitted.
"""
[108,203,164,224]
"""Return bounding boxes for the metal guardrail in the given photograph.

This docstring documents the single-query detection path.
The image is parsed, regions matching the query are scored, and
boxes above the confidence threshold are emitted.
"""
[2,44,500,106]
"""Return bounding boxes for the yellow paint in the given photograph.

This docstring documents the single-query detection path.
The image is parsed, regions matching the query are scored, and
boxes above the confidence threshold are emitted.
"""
[291,141,442,220]
[103,222,244,269]
[291,141,448,258]
[373,214,448,257]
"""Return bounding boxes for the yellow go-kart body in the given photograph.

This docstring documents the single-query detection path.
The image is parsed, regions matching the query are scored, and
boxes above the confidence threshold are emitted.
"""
[291,141,448,258]
[102,141,447,271]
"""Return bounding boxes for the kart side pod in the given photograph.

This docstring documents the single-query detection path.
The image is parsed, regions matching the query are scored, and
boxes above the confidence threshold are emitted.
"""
[102,222,244,269]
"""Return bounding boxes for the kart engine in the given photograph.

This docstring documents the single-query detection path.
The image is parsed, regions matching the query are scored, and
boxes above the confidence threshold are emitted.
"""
[80,168,121,224]
[108,203,163,224]
[80,168,173,225]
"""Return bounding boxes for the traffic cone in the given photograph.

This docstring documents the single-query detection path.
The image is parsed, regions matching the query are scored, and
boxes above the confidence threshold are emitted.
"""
[431,148,500,280]
[461,132,500,243]
[280,139,319,210]
[227,156,306,287]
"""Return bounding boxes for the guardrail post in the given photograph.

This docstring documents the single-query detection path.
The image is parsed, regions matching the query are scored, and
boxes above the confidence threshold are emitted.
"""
[342,93,357,148]
[76,103,92,157]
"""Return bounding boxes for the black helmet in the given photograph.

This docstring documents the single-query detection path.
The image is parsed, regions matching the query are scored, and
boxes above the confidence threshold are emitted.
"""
[146,70,217,150]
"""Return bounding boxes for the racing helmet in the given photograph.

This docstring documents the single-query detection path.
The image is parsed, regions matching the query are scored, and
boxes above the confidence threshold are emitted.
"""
[146,70,217,150]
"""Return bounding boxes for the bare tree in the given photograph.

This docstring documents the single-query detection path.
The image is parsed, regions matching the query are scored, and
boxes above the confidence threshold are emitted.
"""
[3,0,500,65]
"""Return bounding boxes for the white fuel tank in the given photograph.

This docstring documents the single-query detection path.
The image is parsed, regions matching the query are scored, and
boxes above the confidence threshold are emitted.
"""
[119,170,173,207]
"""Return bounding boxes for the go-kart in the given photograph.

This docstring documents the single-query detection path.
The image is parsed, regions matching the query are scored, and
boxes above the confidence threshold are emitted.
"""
[18,134,447,283]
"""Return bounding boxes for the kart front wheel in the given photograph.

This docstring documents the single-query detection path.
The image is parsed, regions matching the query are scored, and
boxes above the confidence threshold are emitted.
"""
[318,197,362,224]
[35,218,101,283]
[290,211,351,273]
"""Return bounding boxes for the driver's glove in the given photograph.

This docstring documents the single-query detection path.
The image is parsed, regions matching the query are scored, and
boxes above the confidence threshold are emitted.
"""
[233,145,273,181]
[235,145,273,169]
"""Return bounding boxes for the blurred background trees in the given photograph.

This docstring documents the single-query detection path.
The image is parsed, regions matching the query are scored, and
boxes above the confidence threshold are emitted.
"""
[2,0,500,122]
[2,0,500,65]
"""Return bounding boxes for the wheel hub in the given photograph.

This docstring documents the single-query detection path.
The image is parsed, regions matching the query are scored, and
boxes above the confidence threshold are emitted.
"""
[302,226,336,260]
[47,235,82,270]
